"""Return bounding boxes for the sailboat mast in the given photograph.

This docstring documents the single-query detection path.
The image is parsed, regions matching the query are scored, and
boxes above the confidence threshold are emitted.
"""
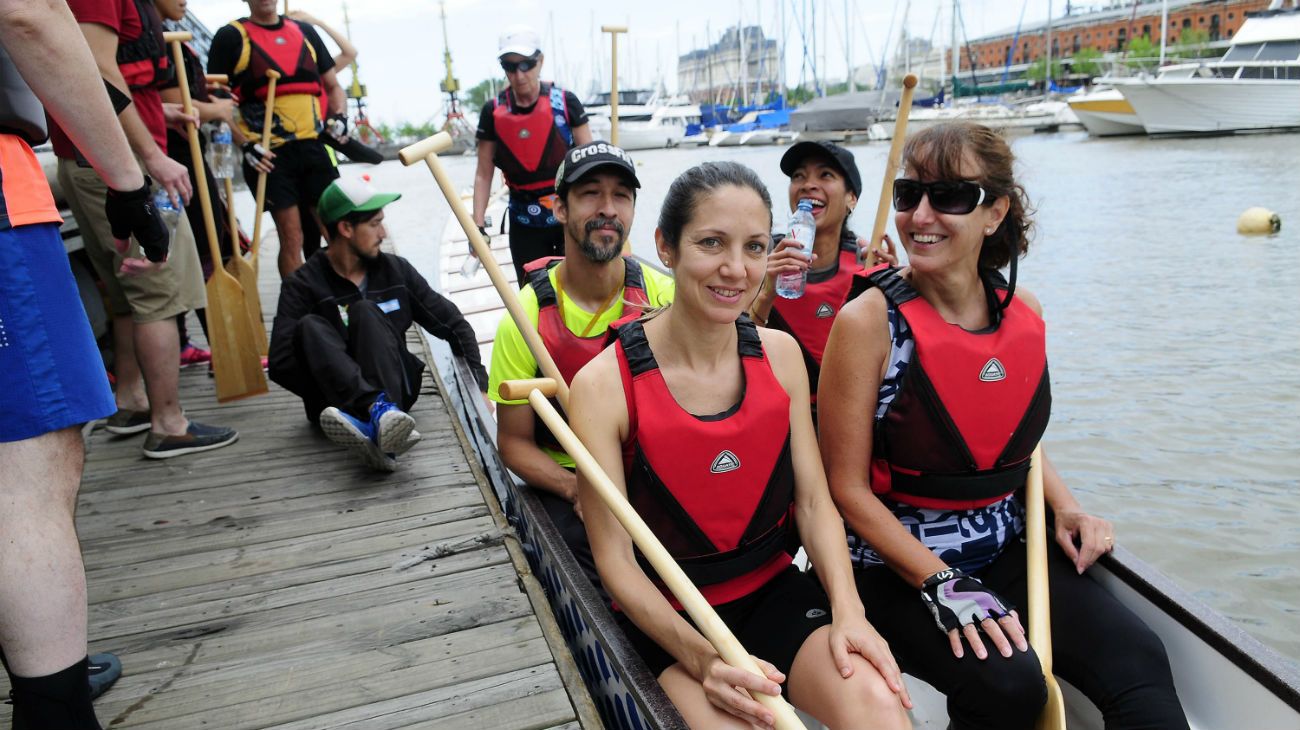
[951,0,959,95]
[437,0,460,118]
[1159,0,1168,66]
[846,0,855,92]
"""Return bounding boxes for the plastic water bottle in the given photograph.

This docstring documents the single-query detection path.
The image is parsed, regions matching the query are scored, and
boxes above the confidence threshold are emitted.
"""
[207,121,236,179]
[775,199,816,299]
[153,188,181,245]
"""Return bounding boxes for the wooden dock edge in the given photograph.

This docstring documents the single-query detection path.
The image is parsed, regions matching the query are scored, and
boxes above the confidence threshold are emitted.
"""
[416,333,605,729]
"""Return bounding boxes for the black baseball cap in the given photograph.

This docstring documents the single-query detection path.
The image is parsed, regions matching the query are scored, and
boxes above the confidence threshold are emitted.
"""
[779,141,862,198]
[554,142,640,197]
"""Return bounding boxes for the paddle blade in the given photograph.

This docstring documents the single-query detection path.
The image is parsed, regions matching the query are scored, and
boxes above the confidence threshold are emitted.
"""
[206,272,268,402]
[225,254,269,356]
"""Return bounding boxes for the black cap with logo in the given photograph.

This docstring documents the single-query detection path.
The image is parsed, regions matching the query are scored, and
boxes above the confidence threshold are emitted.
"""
[779,141,863,198]
[554,142,641,198]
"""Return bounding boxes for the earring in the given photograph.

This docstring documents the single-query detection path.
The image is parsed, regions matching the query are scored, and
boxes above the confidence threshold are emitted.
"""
[984,228,993,235]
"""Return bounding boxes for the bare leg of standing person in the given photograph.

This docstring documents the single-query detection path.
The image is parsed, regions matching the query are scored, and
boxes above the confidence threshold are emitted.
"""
[0,427,101,729]
[273,206,306,278]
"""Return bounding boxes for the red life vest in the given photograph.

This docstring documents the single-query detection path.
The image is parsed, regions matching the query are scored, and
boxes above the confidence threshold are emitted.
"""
[233,19,323,101]
[525,256,651,384]
[524,256,650,452]
[616,318,796,606]
[115,0,171,91]
[767,235,860,402]
[848,266,1051,510]
[491,83,572,195]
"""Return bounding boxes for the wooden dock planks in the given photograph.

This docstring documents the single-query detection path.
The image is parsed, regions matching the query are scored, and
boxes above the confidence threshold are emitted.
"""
[0,238,587,729]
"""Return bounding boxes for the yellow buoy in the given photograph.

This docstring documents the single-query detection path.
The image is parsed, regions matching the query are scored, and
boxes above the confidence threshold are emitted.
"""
[1237,207,1281,235]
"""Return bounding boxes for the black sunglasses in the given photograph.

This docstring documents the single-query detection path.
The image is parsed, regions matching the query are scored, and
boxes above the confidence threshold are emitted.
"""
[893,179,989,215]
[500,56,539,74]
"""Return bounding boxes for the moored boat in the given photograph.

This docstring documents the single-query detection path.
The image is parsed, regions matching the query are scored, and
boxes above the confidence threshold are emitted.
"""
[1067,86,1147,136]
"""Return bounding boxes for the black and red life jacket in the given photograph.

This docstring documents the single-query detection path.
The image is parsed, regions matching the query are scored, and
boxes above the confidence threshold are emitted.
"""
[767,234,860,402]
[232,18,323,103]
[847,266,1051,510]
[525,256,649,451]
[616,318,796,598]
[115,0,172,91]
[491,83,573,196]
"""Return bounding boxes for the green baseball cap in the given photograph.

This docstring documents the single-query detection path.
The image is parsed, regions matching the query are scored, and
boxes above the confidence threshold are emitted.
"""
[317,175,402,224]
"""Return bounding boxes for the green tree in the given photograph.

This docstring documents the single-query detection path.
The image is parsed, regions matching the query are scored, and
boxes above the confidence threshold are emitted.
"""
[1174,28,1213,59]
[463,78,504,111]
[1025,56,1064,84]
[1069,47,1104,78]
[1125,35,1158,71]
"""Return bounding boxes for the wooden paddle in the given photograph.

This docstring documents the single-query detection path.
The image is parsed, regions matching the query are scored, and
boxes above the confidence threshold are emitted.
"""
[499,378,808,730]
[864,73,919,266]
[249,69,281,266]
[1026,444,1068,729]
[399,132,571,410]
[224,176,268,356]
[166,32,267,402]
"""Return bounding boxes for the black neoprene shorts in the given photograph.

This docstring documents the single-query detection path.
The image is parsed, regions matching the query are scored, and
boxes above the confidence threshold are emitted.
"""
[242,139,338,213]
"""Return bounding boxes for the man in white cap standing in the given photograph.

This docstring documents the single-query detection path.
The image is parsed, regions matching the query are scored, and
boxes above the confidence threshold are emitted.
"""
[473,24,591,285]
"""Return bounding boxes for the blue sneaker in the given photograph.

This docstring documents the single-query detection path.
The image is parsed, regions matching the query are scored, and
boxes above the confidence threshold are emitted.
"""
[319,407,394,472]
[369,393,416,455]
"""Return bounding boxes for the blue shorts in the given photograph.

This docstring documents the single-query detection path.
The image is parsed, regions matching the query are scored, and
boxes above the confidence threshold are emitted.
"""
[0,222,115,442]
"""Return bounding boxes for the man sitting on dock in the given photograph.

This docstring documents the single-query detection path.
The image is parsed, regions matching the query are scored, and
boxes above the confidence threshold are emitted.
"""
[268,175,488,471]
[489,142,674,586]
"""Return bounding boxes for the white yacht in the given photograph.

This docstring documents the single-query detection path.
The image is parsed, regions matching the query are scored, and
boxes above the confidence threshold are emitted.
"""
[1107,2,1300,135]
[586,90,700,151]
[1067,86,1147,136]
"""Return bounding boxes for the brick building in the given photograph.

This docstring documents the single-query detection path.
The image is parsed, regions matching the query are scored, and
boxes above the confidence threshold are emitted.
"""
[963,0,1272,71]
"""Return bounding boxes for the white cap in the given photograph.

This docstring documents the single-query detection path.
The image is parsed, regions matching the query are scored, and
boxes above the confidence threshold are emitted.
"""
[498,24,542,58]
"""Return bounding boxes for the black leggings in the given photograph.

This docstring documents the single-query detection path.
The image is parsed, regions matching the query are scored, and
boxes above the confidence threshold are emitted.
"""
[507,223,564,287]
[855,539,1189,730]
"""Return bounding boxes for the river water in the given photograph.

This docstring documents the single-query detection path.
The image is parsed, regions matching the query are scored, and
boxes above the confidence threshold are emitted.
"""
[363,128,1300,667]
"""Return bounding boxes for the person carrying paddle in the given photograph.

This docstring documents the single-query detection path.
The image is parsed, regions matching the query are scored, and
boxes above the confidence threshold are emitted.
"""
[207,0,346,277]
[489,142,673,590]
[818,122,1189,730]
[268,175,487,472]
[472,24,593,286]
[48,0,239,459]
[749,141,896,422]
[0,0,183,723]
[567,161,912,729]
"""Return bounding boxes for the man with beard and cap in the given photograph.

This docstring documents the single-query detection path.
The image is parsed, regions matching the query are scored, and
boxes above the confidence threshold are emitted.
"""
[488,141,674,588]
[268,175,488,471]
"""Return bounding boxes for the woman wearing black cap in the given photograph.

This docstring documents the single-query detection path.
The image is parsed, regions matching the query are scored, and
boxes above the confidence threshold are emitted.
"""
[748,141,895,418]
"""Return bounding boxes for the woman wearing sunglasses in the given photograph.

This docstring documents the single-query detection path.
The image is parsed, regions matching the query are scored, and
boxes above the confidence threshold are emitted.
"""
[748,141,897,421]
[818,122,1188,730]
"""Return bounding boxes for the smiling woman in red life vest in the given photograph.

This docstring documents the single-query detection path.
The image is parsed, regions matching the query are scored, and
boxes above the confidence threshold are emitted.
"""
[749,142,897,420]
[819,122,1188,730]
[568,162,912,730]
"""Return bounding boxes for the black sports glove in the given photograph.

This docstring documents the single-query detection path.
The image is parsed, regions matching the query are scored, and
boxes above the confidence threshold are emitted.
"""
[243,141,271,169]
[324,112,348,141]
[919,568,1015,634]
[105,180,169,263]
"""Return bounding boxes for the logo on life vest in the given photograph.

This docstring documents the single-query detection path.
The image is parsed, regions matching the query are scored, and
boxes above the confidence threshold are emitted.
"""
[274,37,286,45]
[815,303,835,318]
[519,128,531,139]
[710,450,741,474]
[979,358,1007,382]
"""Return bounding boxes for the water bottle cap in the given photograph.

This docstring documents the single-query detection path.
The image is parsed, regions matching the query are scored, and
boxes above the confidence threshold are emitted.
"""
[797,198,815,211]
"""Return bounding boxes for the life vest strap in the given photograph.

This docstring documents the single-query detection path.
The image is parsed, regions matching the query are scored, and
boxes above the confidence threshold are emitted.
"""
[889,459,1029,502]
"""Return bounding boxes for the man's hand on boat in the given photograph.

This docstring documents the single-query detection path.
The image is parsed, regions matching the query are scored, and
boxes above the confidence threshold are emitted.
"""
[829,613,914,708]
[1055,508,1116,574]
[695,652,785,730]
[921,568,1029,661]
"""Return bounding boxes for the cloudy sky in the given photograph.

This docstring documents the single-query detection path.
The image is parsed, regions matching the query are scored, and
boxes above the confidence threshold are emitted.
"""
[187,0,1062,125]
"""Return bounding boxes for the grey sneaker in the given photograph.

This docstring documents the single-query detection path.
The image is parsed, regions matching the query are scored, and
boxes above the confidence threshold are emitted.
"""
[142,421,238,459]
[88,653,121,700]
[104,408,151,435]
[319,407,396,472]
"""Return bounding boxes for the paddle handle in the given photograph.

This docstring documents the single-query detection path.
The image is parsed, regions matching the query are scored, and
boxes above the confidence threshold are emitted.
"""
[205,73,229,84]
[165,35,222,268]
[865,74,919,266]
[516,381,807,730]
[401,133,572,411]
[1026,445,1068,729]
[250,70,280,262]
